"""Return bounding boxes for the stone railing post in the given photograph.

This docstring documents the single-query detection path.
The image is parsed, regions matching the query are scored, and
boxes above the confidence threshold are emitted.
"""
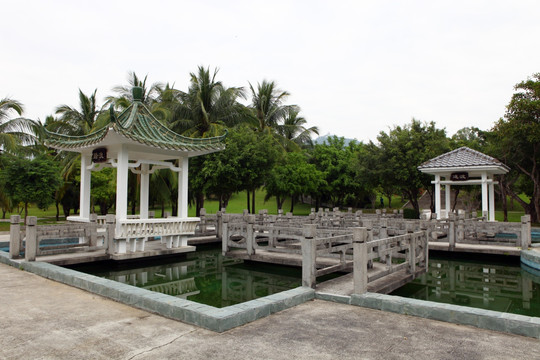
[216,211,223,239]
[24,216,38,262]
[521,215,531,249]
[246,215,255,256]
[408,233,417,276]
[87,214,98,247]
[9,215,21,259]
[353,227,368,294]
[222,214,230,255]
[457,214,465,243]
[448,213,456,251]
[199,208,207,234]
[379,218,388,239]
[301,224,317,288]
[105,214,116,255]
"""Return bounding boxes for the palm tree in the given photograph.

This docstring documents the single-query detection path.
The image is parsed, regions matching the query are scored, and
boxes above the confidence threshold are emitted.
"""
[48,89,107,178]
[0,98,40,154]
[249,80,290,132]
[52,89,106,136]
[276,106,319,151]
[106,71,163,110]
[170,66,246,137]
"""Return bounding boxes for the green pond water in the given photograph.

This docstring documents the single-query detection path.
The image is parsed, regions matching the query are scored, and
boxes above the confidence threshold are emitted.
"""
[391,253,540,317]
[69,245,303,308]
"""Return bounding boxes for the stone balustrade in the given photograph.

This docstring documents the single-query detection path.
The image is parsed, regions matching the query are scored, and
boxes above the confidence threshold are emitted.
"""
[115,217,200,254]
[9,215,109,261]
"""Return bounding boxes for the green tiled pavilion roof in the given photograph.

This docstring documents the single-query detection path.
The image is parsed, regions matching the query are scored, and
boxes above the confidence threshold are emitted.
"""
[44,88,227,152]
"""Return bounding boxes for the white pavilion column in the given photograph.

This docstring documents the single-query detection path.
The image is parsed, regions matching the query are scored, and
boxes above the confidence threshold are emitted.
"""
[488,179,495,221]
[481,172,488,218]
[140,163,149,219]
[178,157,189,218]
[116,145,129,226]
[435,175,441,219]
[79,154,92,220]
[445,183,451,218]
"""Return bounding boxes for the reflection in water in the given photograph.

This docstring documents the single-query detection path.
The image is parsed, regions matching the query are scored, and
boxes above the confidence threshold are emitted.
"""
[75,246,301,308]
[391,256,540,317]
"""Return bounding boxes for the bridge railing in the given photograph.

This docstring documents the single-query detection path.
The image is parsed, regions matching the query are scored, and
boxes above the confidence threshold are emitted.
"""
[353,229,429,294]
[9,215,109,261]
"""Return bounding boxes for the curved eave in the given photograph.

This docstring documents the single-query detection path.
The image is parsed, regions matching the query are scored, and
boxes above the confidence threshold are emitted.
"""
[418,164,510,176]
[43,126,109,151]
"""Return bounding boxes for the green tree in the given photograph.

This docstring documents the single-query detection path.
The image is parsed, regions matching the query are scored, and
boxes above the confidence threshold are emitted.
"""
[171,66,246,137]
[0,155,62,221]
[88,168,116,215]
[249,80,290,132]
[266,152,325,212]
[0,97,41,155]
[106,72,163,110]
[310,136,366,209]
[376,119,450,213]
[275,106,319,152]
[492,73,540,222]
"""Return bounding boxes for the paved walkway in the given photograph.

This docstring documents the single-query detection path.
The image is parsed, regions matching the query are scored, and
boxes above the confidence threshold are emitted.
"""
[1,263,539,360]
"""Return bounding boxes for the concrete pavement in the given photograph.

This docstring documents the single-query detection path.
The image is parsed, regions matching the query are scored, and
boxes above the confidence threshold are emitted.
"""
[1,263,539,360]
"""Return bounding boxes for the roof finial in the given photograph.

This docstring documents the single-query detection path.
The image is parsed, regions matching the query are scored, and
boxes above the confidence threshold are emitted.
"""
[132,86,143,102]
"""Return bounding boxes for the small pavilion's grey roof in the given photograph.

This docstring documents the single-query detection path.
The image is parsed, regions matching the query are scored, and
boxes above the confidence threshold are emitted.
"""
[418,146,510,171]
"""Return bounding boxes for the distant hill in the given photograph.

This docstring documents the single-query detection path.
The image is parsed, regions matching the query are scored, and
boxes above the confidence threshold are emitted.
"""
[313,133,357,145]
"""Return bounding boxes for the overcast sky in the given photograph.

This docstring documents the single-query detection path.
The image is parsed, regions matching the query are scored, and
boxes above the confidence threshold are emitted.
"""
[2,0,540,143]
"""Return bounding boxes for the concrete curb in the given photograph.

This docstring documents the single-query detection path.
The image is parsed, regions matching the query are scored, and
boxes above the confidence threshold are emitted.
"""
[0,252,315,332]
[521,249,540,272]
[350,292,540,339]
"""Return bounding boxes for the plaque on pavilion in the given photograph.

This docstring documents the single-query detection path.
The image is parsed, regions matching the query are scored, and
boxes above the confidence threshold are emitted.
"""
[92,147,108,163]
[450,172,469,181]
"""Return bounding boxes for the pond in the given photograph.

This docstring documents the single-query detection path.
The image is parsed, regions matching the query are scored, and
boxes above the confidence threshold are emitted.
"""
[68,245,304,308]
[391,252,540,317]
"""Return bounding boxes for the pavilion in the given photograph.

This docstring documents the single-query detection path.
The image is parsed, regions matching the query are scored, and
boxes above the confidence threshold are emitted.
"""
[418,147,509,221]
[44,87,227,253]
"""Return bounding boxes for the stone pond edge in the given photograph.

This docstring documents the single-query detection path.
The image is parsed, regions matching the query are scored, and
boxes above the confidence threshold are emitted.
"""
[2,251,538,338]
[315,291,540,339]
[0,252,314,332]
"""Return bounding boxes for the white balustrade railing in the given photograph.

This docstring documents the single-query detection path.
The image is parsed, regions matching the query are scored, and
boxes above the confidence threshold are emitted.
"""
[116,217,199,239]
[114,217,200,254]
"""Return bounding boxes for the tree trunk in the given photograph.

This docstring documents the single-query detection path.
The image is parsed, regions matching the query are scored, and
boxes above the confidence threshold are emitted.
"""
[247,190,250,213]
[251,189,256,214]
[498,179,508,222]
[24,202,28,224]
[195,193,204,217]
[290,196,295,213]
[451,188,460,212]
[55,202,60,221]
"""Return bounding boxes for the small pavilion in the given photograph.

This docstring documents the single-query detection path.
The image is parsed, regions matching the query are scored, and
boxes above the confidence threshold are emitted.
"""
[418,147,509,221]
[44,87,226,253]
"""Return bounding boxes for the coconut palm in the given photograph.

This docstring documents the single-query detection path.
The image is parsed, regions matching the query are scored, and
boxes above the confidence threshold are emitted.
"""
[47,89,108,179]
[249,80,290,132]
[170,66,246,138]
[106,72,163,110]
[0,98,40,154]
[276,106,319,151]
[52,89,106,136]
